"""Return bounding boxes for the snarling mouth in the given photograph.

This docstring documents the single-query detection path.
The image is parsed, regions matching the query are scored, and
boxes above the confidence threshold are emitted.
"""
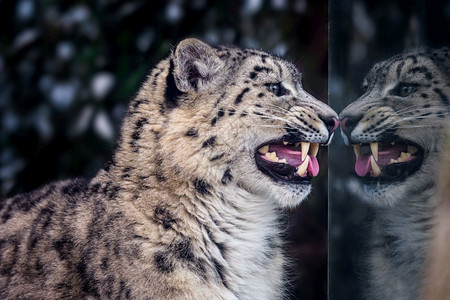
[352,140,424,182]
[255,141,321,184]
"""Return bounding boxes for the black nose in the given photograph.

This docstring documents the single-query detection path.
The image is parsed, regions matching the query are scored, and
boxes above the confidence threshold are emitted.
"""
[319,115,339,134]
[340,114,363,136]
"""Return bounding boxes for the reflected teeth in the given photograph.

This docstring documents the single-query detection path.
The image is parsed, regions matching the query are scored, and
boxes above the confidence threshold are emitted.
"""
[310,143,319,157]
[370,155,381,177]
[258,145,269,154]
[301,142,310,161]
[351,142,417,161]
[283,141,289,145]
[397,152,411,163]
[407,145,418,154]
[389,158,398,164]
[353,144,361,158]
[370,142,379,161]
[387,151,413,165]
[296,155,310,176]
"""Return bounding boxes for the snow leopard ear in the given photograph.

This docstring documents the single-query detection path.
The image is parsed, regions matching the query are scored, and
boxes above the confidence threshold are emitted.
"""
[173,38,225,92]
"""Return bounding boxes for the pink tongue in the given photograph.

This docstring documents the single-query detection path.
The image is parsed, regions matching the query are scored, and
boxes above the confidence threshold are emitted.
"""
[267,144,320,177]
[355,154,371,177]
[269,145,302,166]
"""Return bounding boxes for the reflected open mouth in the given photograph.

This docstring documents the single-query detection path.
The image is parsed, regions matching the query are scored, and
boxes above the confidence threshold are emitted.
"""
[255,140,321,184]
[352,139,424,182]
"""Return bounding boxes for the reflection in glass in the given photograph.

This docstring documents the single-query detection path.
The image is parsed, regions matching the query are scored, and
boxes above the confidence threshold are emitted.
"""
[329,1,449,299]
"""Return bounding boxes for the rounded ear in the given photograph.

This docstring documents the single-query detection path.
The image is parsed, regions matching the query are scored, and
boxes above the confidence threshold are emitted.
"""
[173,38,225,92]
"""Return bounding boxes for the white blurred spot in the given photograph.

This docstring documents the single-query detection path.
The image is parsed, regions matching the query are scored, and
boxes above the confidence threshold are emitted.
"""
[273,43,287,57]
[56,41,75,60]
[352,2,375,40]
[16,0,35,21]
[2,110,20,132]
[118,2,141,18]
[60,5,90,29]
[13,29,39,51]
[241,36,259,49]
[39,75,53,93]
[0,158,25,181]
[136,29,155,52]
[271,0,287,10]
[91,72,115,100]
[50,80,78,110]
[94,111,114,141]
[204,29,219,45]
[70,105,94,136]
[81,21,100,40]
[166,1,183,23]
[242,0,263,16]
[33,105,53,140]
[70,5,90,23]
[294,0,307,13]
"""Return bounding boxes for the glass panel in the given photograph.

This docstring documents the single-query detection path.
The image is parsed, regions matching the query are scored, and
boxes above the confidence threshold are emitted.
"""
[329,1,450,299]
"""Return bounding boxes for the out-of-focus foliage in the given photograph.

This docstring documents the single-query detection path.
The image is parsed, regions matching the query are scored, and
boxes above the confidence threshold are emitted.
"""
[0,0,327,299]
[329,1,450,299]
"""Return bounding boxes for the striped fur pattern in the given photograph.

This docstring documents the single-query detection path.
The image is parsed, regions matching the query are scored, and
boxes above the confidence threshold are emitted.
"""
[0,39,336,299]
[340,47,450,300]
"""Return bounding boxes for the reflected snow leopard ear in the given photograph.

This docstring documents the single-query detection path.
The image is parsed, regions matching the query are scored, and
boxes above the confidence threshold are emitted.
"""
[173,38,225,92]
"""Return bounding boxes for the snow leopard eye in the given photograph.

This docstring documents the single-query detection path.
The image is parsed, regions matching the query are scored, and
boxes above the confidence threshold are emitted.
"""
[394,82,418,97]
[267,82,286,97]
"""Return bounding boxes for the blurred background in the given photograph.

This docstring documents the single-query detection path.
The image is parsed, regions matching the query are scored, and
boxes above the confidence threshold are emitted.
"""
[329,0,450,299]
[0,0,328,299]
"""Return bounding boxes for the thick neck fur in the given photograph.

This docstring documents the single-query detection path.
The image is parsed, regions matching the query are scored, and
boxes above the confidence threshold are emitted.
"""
[368,180,437,300]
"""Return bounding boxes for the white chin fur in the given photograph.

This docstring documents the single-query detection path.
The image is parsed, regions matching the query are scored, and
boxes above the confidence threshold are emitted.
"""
[242,175,311,208]
[274,184,311,208]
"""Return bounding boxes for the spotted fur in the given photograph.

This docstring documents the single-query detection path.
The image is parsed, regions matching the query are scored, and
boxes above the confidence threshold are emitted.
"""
[340,47,450,300]
[0,39,336,299]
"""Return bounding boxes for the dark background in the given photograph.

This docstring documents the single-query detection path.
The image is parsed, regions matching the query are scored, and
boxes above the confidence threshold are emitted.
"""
[329,0,450,299]
[0,0,328,299]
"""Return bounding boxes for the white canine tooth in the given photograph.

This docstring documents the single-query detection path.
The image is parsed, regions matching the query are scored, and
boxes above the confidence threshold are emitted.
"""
[266,151,279,162]
[370,142,379,161]
[389,158,398,165]
[258,145,269,154]
[296,155,310,176]
[311,143,319,157]
[353,144,361,158]
[407,145,418,154]
[370,155,381,177]
[279,158,287,164]
[301,142,310,161]
[283,141,289,145]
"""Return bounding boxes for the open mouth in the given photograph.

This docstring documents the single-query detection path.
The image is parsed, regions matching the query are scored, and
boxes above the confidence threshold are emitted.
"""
[255,140,321,184]
[352,140,424,182]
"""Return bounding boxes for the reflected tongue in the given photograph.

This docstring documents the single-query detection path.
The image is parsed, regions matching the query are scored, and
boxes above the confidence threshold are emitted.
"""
[355,154,371,177]
[354,144,408,177]
[308,155,319,177]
